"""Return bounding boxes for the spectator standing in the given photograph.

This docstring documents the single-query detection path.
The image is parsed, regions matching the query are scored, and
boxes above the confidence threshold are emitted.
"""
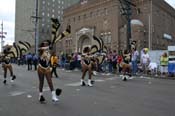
[160,52,168,76]
[131,47,139,76]
[51,52,59,78]
[112,50,118,74]
[117,50,123,73]
[27,53,33,70]
[107,51,113,74]
[141,49,150,74]
[32,54,38,71]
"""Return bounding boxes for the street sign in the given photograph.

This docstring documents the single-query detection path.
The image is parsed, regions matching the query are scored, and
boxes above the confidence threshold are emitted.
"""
[0,35,5,38]
[0,32,7,34]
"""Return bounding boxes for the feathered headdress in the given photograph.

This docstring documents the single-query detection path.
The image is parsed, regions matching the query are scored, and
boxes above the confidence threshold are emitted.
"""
[40,18,71,50]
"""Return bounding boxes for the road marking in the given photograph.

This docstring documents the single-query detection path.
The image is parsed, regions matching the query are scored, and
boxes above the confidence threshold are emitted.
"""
[65,79,106,87]
[65,70,72,73]
[95,79,105,82]
[110,86,116,89]
[139,76,152,79]
[76,89,80,91]
[43,87,50,92]
[148,81,152,84]
[9,91,26,96]
[27,94,32,98]
[65,82,81,87]
[106,77,117,81]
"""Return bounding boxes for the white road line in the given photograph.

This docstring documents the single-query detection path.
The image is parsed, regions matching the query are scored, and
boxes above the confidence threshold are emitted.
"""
[9,91,26,96]
[95,79,105,82]
[65,82,81,87]
[43,87,50,92]
[65,70,72,73]
[27,94,32,98]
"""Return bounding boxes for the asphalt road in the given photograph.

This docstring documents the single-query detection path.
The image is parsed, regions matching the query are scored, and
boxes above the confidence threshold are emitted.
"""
[0,64,175,116]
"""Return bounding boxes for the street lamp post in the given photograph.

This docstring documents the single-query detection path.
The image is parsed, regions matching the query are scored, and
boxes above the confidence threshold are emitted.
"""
[119,0,136,50]
[1,21,3,53]
[31,0,40,55]
[34,0,39,55]
[0,21,7,53]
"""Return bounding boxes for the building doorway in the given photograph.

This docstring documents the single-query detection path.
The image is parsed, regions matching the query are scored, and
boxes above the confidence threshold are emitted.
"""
[77,35,91,53]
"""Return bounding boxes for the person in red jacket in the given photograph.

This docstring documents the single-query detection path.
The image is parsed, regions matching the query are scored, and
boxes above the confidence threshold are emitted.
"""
[117,50,123,73]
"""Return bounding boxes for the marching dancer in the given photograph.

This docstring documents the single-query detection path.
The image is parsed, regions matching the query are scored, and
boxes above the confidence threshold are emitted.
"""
[37,42,61,103]
[1,55,16,84]
[120,49,131,81]
[80,47,93,87]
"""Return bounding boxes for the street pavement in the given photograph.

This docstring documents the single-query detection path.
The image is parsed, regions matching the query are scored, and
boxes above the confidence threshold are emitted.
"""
[0,64,175,116]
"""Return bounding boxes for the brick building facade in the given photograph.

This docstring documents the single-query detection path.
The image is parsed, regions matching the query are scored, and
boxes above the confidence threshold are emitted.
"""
[57,0,175,54]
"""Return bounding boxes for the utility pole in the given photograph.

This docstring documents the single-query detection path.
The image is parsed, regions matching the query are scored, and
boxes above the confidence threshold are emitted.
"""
[31,0,41,55]
[0,21,7,53]
[119,0,136,50]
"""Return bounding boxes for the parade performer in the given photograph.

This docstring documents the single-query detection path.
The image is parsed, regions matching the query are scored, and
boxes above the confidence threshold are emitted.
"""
[120,49,131,81]
[1,41,31,84]
[37,18,70,103]
[1,55,16,84]
[81,46,93,86]
[37,42,61,103]
[51,51,59,78]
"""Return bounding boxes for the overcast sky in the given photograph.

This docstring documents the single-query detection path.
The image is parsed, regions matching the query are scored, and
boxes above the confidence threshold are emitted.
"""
[0,0,175,47]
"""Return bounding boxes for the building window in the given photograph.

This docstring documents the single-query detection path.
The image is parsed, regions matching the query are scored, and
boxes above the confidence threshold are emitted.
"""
[78,16,81,21]
[103,8,108,15]
[42,19,45,22]
[52,0,55,2]
[47,13,50,17]
[83,14,86,19]
[100,32,111,44]
[42,24,45,27]
[42,12,45,16]
[42,1,45,4]
[90,12,93,17]
[52,9,55,13]
[96,9,99,16]
[52,14,55,18]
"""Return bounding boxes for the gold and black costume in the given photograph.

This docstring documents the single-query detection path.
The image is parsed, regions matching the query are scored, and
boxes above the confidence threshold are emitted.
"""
[2,56,16,84]
[37,46,60,103]
[80,47,93,87]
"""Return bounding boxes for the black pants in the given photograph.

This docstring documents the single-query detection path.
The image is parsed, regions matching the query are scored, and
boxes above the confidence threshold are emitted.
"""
[27,60,32,70]
[33,60,38,70]
[51,66,58,78]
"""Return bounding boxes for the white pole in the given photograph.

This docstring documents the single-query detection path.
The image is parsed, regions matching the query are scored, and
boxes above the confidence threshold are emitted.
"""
[148,14,151,50]
[148,0,153,50]
[34,0,39,55]
[1,21,3,53]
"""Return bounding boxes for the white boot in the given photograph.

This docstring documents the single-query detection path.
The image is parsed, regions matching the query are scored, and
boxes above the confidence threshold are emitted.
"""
[81,79,86,86]
[11,75,16,83]
[52,91,59,102]
[88,79,93,87]
[93,71,97,76]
